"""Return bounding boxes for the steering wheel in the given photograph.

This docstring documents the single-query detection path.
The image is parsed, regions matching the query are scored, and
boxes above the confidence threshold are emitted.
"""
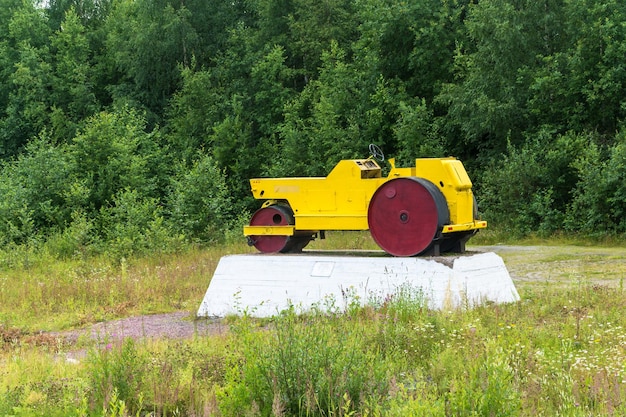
[369,143,385,161]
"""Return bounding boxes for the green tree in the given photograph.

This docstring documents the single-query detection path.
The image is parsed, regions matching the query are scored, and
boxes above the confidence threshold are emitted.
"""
[70,107,168,213]
[480,129,586,234]
[287,0,359,79]
[438,0,565,159]
[104,0,197,117]
[278,43,367,176]
[254,0,294,47]
[1,44,52,157]
[277,42,417,176]
[0,1,52,157]
[360,0,468,102]
[0,135,74,244]
[184,0,252,65]
[250,45,297,139]
[167,154,231,242]
[46,0,112,30]
[50,8,99,141]
[528,0,626,135]
[567,129,626,234]
[209,98,269,211]
[166,67,223,162]
[166,27,295,211]
[395,99,445,165]
[0,0,27,117]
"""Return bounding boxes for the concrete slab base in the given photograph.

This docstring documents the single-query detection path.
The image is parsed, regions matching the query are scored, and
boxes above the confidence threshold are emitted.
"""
[197,251,519,318]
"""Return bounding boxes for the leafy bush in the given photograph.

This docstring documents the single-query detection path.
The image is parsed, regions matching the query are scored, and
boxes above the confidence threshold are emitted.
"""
[166,154,232,243]
[566,129,626,234]
[42,210,95,259]
[394,99,445,164]
[0,135,74,245]
[98,189,182,260]
[70,107,168,213]
[479,129,586,234]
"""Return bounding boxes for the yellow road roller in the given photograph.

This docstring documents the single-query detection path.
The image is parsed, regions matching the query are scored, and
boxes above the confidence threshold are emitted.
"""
[243,144,487,256]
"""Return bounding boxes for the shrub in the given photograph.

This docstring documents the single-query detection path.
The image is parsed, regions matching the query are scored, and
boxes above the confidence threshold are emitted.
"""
[70,107,168,213]
[166,154,232,243]
[42,210,95,259]
[566,129,626,234]
[0,135,74,245]
[479,129,586,234]
[98,188,182,260]
[394,99,445,164]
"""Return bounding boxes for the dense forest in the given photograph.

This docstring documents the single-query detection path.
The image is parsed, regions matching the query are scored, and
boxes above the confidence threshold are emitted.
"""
[1,0,626,257]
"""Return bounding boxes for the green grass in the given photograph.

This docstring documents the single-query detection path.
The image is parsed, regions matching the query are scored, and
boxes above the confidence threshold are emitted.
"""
[0,242,254,331]
[2,234,626,416]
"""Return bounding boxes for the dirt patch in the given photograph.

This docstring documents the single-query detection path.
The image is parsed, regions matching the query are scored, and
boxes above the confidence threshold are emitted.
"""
[52,311,227,344]
[47,312,229,362]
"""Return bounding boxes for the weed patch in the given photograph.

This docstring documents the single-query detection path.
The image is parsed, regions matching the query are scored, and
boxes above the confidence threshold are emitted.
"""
[1,243,626,415]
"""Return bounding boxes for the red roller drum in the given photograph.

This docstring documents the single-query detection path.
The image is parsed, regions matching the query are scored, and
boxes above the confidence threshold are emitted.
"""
[367,177,449,256]
[248,205,294,253]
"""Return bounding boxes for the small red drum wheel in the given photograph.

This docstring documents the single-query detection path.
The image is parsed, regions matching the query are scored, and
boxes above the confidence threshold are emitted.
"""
[249,205,295,253]
[368,177,449,256]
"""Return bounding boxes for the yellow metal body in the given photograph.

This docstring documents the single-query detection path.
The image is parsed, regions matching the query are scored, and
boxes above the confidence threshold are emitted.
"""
[243,157,487,237]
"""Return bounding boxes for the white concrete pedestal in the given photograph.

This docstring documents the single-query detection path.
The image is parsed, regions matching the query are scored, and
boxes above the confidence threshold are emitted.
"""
[197,251,519,318]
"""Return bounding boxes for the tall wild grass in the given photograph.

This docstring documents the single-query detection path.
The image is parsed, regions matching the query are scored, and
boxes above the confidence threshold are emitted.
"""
[1,237,626,415]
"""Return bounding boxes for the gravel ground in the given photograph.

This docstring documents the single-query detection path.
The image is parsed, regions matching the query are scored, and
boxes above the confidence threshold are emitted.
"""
[54,311,227,344]
[49,312,228,362]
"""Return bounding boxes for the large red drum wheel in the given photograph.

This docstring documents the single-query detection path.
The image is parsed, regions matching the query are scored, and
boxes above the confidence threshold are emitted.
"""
[368,177,449,256]
[249,204,311,253]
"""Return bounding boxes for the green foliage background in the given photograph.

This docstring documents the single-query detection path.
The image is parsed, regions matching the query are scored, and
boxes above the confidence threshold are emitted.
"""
[2,0,626,254]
